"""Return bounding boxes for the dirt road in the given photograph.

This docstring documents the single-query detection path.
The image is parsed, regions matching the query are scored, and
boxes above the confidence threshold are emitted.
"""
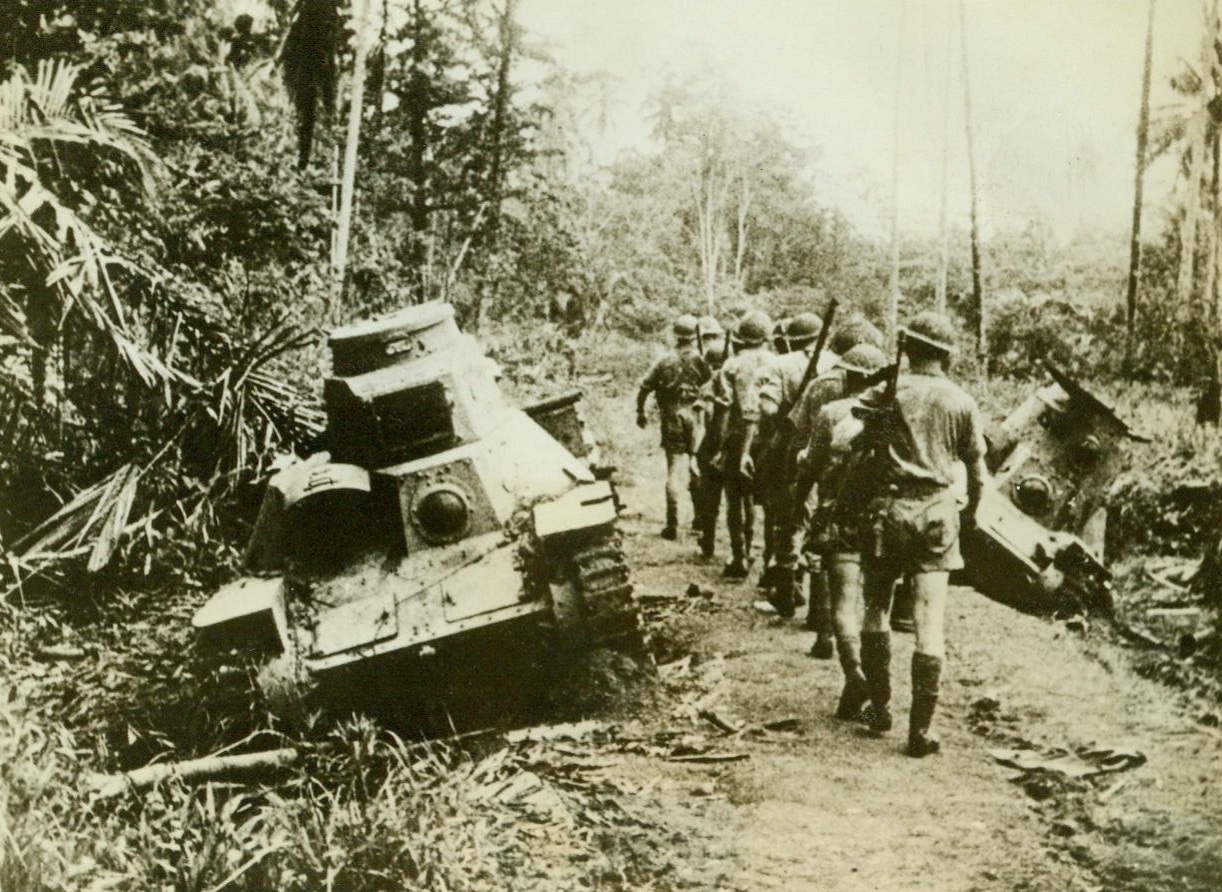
[588,391,1222,891]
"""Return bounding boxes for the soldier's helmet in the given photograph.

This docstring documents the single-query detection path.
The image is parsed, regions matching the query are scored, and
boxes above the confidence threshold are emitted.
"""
[837,343,888,376]
[696,315,724,338]
[902,310,958,355]
[733,310,773,347]
[673,313,699,339]
[786,312,822,345]
[830,315,885,355]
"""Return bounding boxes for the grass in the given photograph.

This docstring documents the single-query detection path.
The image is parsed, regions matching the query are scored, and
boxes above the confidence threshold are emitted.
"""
[0,695,677,892]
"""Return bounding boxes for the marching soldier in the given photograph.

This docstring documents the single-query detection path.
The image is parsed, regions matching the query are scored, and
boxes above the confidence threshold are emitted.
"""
[853,311,987,758]
[691,316,728,554]
[637,314,711,540]
[755,312,836,607]
[710,310,776,578]
[792,344,889,718]
[778,319,885,655]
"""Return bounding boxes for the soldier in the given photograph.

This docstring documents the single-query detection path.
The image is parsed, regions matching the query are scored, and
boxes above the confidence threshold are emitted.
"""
[710,311,776,578]
[637,314,711,540]
[793,344,889,718]
[691,316,728,553]
[780,317,884,655]
[755,312,836,607]
[853,311,987,758]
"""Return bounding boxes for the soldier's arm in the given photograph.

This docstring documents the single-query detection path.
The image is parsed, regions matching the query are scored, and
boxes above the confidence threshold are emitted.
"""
[707,367,733,469]
[960,401,989,525]
[795,407,835,504]
[637,360,661,417]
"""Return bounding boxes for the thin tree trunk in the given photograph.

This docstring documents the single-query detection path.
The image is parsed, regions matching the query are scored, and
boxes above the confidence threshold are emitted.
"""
[887,0,906,349]
[1211,0,1222,321]
[696,164,722,313]
[1177,4,1213,310]
[1125,0,1156,373]
[935,0,953,314]
[959,0,985,367]
[406,0,431,302]
[332,0,371,308]
[734,169,751,288]
[476,0,516,330]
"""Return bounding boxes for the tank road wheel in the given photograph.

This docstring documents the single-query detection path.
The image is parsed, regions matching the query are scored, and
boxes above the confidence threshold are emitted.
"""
[548,533,647,657]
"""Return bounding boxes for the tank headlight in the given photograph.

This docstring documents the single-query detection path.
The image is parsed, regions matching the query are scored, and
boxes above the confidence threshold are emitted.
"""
[1014,474,1054,518]
[412,485,471,543]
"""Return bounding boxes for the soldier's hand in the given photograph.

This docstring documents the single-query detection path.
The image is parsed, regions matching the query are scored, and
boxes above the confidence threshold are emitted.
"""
[689,455,701,479]
[739,454,755,480]
[636,410,648,429]
[710,451,725,473]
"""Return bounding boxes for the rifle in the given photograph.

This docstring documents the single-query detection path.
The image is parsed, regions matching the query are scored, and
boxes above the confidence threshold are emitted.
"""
[849,331,905,442]
[827,332,906,553]
[797,298,839,395]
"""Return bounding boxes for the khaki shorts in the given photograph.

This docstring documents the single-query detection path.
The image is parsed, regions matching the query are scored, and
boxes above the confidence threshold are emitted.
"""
[810,508,864,560]
[660,405,696,455]
[864,490,963,574]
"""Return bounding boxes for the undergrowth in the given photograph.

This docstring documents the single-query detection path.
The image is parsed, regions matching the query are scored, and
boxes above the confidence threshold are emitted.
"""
[0,706,666,892]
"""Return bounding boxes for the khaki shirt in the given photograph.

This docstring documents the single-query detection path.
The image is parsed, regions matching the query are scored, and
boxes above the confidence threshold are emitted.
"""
[803,397,859,499]
[787,369,849,447]
[713,347,778,434]
[761,349,840,420]
[861,372,986,489]
[639,346,709,412]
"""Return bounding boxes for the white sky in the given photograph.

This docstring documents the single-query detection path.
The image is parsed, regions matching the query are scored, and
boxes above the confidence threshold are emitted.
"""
[517,0,1205,243]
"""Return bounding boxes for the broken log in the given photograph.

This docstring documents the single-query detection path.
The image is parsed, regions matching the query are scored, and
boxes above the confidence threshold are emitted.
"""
[88,747,299,798]
[665,752,749,764]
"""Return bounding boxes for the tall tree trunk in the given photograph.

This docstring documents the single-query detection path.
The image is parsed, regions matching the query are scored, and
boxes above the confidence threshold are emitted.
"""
[695,162,724,313]
[935,0,953,315]
[887,0,907,350]
[476,0,516,329]
[405,0,431,303]
[733,169,751,289]
[1177,7,1216,316]
[1125,0,1156,373]
[959,0,985,368]
[332,0,371,308]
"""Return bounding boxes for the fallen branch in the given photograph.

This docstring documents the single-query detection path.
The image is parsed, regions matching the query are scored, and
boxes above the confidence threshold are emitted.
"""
[665,752,749,764]
[505,720,609,745]
[88,747,299,798]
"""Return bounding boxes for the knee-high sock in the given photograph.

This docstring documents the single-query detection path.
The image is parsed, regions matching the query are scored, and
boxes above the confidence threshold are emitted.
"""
[909,652,943,739]
[860,631,891,709]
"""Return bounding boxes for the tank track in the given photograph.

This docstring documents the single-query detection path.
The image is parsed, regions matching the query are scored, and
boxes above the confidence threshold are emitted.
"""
[570,535,645,653]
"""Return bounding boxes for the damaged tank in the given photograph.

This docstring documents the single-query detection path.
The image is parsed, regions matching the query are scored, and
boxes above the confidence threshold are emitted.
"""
[192,302,644,724]
[962,362,1147,617]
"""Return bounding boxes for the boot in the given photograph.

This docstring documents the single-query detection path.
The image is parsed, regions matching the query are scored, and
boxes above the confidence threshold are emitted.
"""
[807,574,835,659]
[699,530,715,560]
[766,571,796,619]
[722,556,749,579]
[860,631,893,734]
[907,653,943,758]
[661,502,678,540]
[808,633,835,660]
[805,570,829,631]
[834,634,869,720]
